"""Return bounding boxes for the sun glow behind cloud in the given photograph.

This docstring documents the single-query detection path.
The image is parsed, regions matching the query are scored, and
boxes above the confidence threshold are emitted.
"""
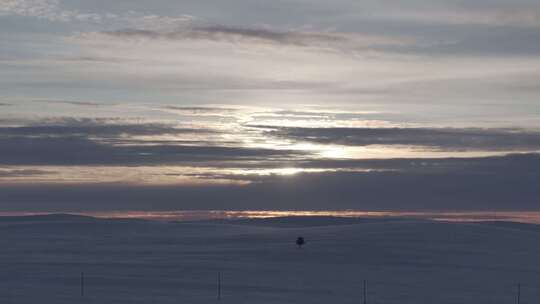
[0,105,539,186]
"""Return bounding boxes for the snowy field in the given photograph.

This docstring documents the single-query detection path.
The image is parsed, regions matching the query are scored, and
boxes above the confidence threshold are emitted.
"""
[1,214,540,303]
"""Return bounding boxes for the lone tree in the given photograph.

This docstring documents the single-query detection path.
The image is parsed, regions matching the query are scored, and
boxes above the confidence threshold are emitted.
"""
[296,236,305,248]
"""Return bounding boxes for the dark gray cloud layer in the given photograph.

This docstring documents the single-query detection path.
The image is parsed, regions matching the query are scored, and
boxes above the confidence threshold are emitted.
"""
[162,106,239,115]
[0,169,50,177]
[105,26,349,47]
[101,22,540,56]
[0,137,303,165]
[264,126,540,151]
[2,120,540,166]
[0,117,217,136]
[1,153,539,212]
[264,153,540,173]
[0,119,303,165]
[33,100,108,107]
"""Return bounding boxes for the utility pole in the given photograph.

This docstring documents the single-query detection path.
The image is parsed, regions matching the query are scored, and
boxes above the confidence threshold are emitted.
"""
[363,280,367,304]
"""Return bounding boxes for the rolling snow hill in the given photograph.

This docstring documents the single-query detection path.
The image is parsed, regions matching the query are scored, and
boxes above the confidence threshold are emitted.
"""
[0,215,538,303]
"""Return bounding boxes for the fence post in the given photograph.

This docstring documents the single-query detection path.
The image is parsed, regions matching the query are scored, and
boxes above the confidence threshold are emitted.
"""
[517,283,521,304]
[80,272,84,297]
[363,280,367,304]
[217,271,221,300]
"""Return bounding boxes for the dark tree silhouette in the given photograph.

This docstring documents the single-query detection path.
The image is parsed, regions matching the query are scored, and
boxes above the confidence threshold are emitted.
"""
[296,236,305,248]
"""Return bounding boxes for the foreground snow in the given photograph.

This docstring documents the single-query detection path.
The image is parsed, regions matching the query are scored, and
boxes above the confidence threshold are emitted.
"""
[0,215,539,303]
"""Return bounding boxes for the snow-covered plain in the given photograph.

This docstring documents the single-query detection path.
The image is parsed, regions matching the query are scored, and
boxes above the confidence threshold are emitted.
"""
[1,214,539,303]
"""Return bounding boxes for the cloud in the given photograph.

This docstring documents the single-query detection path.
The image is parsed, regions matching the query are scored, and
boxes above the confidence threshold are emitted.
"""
[402,27,540,56]
[99,25,413,50]
[0,118,305,166]
[0,136,304,165]
[375,7,540,29]
[185,25,348,46]
[0,168,50,177]
[0,0,58,18]
[1,153,539,211]
[0,0,193,28]
[1,0,540,214]
[161,106,239,116]
[0,0,97,22]
[0,103,11,106]
[33,100,108,107]
[263,126,540,151]
[0,117,218,137]
[291,152,540,175]
[103,26,346,46]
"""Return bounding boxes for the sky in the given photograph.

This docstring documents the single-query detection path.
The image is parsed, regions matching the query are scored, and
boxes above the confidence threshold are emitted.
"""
[1,0,540,212]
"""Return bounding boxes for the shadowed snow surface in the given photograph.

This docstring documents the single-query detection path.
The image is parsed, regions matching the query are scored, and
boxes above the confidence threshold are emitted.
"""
[0,215,539,303]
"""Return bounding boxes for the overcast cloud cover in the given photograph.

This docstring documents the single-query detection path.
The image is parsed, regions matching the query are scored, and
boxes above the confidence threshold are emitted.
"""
[1,0,540,212]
